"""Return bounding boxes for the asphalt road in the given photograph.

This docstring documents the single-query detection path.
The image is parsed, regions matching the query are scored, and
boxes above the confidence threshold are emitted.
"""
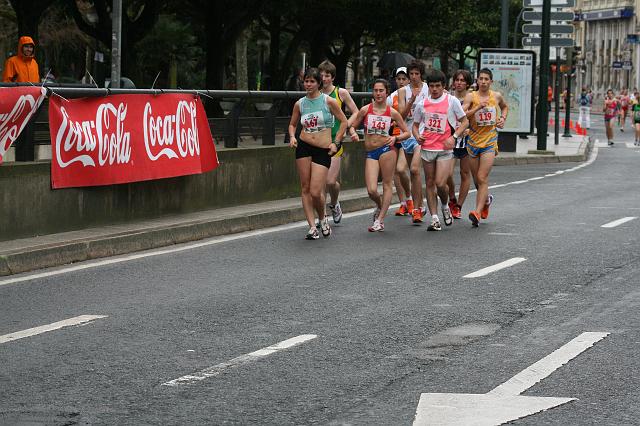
[1,117,640,425]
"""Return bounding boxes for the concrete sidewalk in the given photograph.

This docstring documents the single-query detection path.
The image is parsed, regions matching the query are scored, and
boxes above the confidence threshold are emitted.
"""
[0,133,591,277]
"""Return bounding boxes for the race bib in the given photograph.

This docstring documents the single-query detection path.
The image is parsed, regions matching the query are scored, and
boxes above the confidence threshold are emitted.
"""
[423,112,447,135]
[301,112,325,132]
[474,106,497,126]
[366,114,392,136]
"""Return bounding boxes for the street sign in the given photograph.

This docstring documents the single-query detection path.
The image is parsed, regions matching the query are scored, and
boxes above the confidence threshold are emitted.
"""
[522,37,574,47]
[523,0,575,6]
[413,332,609,426]
[523,24,574,34]
[523,11,575,21]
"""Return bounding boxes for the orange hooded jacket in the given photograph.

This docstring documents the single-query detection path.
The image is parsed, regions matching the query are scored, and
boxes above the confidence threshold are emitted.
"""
[2,36,40,83]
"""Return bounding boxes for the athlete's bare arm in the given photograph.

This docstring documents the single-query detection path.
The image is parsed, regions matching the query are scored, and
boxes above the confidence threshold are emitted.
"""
[339,88,361,141]
[397,86,413,119]
[347,105,368,131]
[327,97,349,154]
[288,102,301,148]
[496,92,509,129]
[389,108,410,143]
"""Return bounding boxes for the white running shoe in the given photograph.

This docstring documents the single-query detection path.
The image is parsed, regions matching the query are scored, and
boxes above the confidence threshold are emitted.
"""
[305,227,319,240]
[368,219,384,232]
[320,217,332,237]
[330,202,343,224]
[427,216,442,231]
[373,207,381,222]
[442,206,453,226]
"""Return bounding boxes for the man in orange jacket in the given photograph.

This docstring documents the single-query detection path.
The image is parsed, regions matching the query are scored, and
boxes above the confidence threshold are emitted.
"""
[2,36,40,83]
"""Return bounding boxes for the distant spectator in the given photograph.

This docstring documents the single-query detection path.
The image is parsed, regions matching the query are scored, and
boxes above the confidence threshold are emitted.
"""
[2,36,40,83]
[286,68,304,92]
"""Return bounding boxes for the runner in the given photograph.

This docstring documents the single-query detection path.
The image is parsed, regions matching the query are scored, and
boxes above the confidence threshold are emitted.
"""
[462,68,508,227]
[413,69,468,231]
[603,89,617,146]
[387,67,414,216]
[397,59,429,224]
[619,89,629,131]
[349,79,411,231]
[318,60,360,225]
[632,91,640,145]
[446,69,473,219]
[288,67,349,239]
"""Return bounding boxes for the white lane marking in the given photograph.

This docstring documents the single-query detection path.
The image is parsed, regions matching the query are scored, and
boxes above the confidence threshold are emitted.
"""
[488,331,610,397]
[0,315,107,344]
[601,217,638,228]
[528,176,544,181]
[463,257,527,278]
[0,146,599,286]
[162,334,317,387]
[488,232,519,236]
[509,180,528,185]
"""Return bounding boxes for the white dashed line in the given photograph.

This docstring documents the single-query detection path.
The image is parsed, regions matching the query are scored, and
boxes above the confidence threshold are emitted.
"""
[601,217,638,228]
[162,334,317,387]
[463,257,527,278]
[0,315,107,344]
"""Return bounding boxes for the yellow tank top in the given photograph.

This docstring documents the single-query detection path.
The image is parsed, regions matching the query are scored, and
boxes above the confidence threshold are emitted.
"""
[468,90,499,148]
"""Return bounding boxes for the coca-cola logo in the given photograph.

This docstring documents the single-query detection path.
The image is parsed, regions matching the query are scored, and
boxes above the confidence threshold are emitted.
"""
[0,94,39,158]
[55,103,132,168]
[143,100,201,161]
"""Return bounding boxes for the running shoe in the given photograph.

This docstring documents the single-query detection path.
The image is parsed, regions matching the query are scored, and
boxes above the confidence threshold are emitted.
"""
[481,194,494,220]
[395,203,409,216]
[608,140,614,146]
[320,217,332,237]
[451,204,462,219]
[406,199,415,213]
[427,216,442,231]
[411,208,423,224]
[442,206,453,226]
[368,219,384,232]
[306,227,320,240]
[330,202,343,224]
[315,219,321,229]
[448,199,456,213]
[469,210,480,227]
[373,208,381,222]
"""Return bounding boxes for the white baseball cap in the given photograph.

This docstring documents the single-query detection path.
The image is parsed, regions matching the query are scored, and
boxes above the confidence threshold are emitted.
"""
[395,67,408,76]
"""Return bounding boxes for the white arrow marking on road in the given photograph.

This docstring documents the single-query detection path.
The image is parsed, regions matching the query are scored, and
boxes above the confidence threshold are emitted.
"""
[162,334,317,387]
[463,257,526,278]
[601,217,637,228]
[413,331,609,426]
[0,315,108,344]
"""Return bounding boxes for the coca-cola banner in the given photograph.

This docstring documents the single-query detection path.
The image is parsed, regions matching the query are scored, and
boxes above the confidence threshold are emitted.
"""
[49,93,219,189]
[0,86,47,165]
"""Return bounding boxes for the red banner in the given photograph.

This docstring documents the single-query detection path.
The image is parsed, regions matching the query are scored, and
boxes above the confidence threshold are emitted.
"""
[0,86,47,164]
[49,93,219,188]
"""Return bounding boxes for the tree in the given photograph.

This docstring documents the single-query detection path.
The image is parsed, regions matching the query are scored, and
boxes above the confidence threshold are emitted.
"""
[65,0,162,84]
[8,0,57,40]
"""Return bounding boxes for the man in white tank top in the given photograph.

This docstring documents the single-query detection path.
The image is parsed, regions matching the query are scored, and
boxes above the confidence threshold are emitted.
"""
[397,60,429,224]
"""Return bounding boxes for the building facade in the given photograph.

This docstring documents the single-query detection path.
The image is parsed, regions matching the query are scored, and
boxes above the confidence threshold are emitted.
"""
[576,0,637,97]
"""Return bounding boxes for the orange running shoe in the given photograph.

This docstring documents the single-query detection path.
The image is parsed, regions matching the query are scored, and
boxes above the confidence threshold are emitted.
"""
[451,204,462,219]
[469,210,480,227]
[412,208,423,224]
[481,194,494,219]
[395,204,409,216]
[406,199,415,213]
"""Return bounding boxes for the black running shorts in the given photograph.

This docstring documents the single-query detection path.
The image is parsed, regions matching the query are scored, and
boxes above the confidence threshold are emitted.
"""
[295,140,332,168]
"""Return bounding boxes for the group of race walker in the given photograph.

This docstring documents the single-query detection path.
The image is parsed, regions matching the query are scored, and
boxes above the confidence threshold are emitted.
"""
[600,88,640,146]
[288,60,508,240]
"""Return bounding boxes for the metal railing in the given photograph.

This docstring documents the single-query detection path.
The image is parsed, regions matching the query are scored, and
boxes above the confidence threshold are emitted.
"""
[1,84,373,156]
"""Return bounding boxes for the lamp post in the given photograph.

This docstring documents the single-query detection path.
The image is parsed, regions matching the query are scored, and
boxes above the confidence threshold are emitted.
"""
[110,0,122,88]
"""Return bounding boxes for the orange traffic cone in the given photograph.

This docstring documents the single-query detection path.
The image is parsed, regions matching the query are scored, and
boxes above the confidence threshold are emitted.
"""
[575,123,582,135]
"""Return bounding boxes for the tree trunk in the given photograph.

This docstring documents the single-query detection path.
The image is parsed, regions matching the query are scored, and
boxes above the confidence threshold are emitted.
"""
[439,50,450,77]
[236,28,248,90]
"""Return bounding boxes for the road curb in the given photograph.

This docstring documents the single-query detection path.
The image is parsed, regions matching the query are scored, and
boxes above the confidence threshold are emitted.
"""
[0,144,593,277]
